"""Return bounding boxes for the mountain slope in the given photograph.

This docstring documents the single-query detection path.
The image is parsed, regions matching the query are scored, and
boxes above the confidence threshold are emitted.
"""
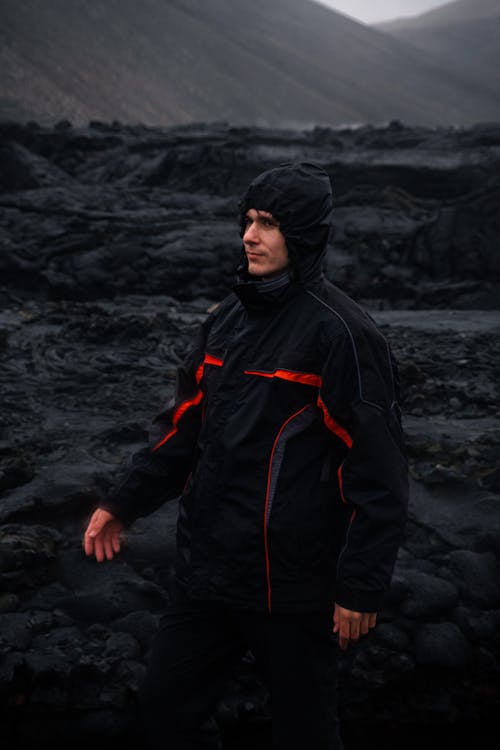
[379,0,500,30]
[378,0,500,97]
[1,0,499,127]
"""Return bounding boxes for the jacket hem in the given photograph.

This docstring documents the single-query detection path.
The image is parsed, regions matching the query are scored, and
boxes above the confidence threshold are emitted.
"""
[174,576,336,614]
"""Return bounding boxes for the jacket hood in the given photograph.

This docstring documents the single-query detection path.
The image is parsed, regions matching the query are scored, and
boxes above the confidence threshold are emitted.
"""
[238,162,334,283]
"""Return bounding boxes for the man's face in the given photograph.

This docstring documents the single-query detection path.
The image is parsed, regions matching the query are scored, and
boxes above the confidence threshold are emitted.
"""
[243,208,289,278]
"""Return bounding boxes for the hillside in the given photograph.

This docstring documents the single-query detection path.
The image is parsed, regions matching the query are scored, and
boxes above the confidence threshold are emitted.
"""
[1,0,499,127]
[379,0,500,30]
[378,0,500,96]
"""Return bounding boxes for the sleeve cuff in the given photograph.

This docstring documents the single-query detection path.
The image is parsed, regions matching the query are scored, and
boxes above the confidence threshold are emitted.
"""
[335,583,384,612]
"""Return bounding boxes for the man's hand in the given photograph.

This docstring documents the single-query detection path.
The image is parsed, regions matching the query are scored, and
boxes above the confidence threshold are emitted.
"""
[83,508,124,562]
[333,603,377,650]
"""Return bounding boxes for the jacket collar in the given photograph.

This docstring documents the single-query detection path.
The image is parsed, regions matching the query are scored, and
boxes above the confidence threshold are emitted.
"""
[233,267,298,312]
[233,249,326,312]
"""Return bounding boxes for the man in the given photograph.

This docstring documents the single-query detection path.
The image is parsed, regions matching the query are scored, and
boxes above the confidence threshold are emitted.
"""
[84,162,408,749]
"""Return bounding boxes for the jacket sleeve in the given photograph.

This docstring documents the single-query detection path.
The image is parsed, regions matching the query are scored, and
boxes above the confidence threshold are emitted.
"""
[319,327,409,613]
[101,317,211,526]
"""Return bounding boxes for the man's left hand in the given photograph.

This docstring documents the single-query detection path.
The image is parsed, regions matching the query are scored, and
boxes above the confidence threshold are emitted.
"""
[333,603,377,650]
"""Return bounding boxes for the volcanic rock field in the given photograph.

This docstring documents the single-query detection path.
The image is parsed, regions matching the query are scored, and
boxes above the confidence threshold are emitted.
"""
[0,119,499,748]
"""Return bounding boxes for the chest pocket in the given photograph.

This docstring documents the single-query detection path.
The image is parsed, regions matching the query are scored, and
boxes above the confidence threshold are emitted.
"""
[243,349,322,389]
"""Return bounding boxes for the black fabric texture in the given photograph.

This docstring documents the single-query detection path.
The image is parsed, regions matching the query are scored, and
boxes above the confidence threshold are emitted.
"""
[105,276,408,613]
[139,591,343,750]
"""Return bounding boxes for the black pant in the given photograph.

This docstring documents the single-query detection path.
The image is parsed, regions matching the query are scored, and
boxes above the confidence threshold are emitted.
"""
[139,592,344,750]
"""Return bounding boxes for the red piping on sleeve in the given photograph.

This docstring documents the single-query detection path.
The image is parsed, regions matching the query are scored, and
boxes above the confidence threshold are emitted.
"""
[155,353,222,452]
[317,395,353,448]
[204,353,224,367]
[337,465,348,505]
[196,353,224,384]
[195,363,204,384]
[152,390,203,452]
[337,466,356,524]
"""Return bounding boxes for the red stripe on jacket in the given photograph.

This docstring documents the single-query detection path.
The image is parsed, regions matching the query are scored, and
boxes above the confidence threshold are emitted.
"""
[154,353,223,451]
[245,368,322,388]
[317,395,353,448]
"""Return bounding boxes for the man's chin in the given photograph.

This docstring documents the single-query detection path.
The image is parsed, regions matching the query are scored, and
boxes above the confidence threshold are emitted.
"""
[247,263,288,279]
[247,263,264,277]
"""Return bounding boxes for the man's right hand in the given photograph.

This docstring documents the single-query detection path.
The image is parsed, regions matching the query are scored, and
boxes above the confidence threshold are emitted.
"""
[83,508,125,562]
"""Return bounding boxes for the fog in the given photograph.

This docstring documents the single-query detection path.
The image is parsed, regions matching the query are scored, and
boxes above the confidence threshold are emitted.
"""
[314,0,452,24]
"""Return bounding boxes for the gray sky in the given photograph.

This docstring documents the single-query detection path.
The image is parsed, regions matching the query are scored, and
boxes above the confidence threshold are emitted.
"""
[314,0,452,24]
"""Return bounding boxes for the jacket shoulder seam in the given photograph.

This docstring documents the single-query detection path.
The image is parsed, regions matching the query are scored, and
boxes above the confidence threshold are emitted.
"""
[306,290,364,401]
[306,289,391,412]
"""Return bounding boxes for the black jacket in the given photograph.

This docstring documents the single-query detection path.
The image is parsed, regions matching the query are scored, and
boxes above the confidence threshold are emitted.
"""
[105,164,408,614]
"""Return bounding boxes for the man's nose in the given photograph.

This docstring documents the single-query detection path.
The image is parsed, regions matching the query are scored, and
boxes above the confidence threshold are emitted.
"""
[243,223,259,244]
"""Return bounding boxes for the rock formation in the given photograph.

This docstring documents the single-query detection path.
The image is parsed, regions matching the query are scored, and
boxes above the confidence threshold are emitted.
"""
[1,120,499,748]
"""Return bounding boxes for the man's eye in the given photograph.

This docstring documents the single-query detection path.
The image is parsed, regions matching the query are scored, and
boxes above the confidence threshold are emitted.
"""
[262,218,276,227]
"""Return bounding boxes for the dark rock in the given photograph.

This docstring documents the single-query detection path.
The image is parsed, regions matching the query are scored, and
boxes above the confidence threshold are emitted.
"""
[453,607,499,642]
[57,577,168,623]
[414,623,469,668]
[0,142,73,192]
[112,659,147,693]
[0,447,34,492]
[24,611,55,634]
[373,622,412,651]
[111,610,159,651]
[54,547,139,590]
[0,121,499,741]
[86,622,110,639]
[0,456,111,523]
[351,645,416,689]
[398,571,459,620]
[0,524,61,589]
[24,648,74,680]
[22,582,70,611]
[0,593,20,612]
[30,625,85,652]
[0,612,33,650]
[0,650,26,693]
[1,123,499,308]
[439,550,500,609]
[103,632,141,661]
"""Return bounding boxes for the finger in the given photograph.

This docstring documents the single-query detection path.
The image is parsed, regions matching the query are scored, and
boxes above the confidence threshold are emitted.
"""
[94,536,105,563]
[85,510,106,540]
[360,614,370,636]
[103,533,114,561]
[369,612,377,628]
[333,605,340,632]
[349,618,361,642]
[340,617,351,648]
[111,531,121,554]
[83,534,95,557]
